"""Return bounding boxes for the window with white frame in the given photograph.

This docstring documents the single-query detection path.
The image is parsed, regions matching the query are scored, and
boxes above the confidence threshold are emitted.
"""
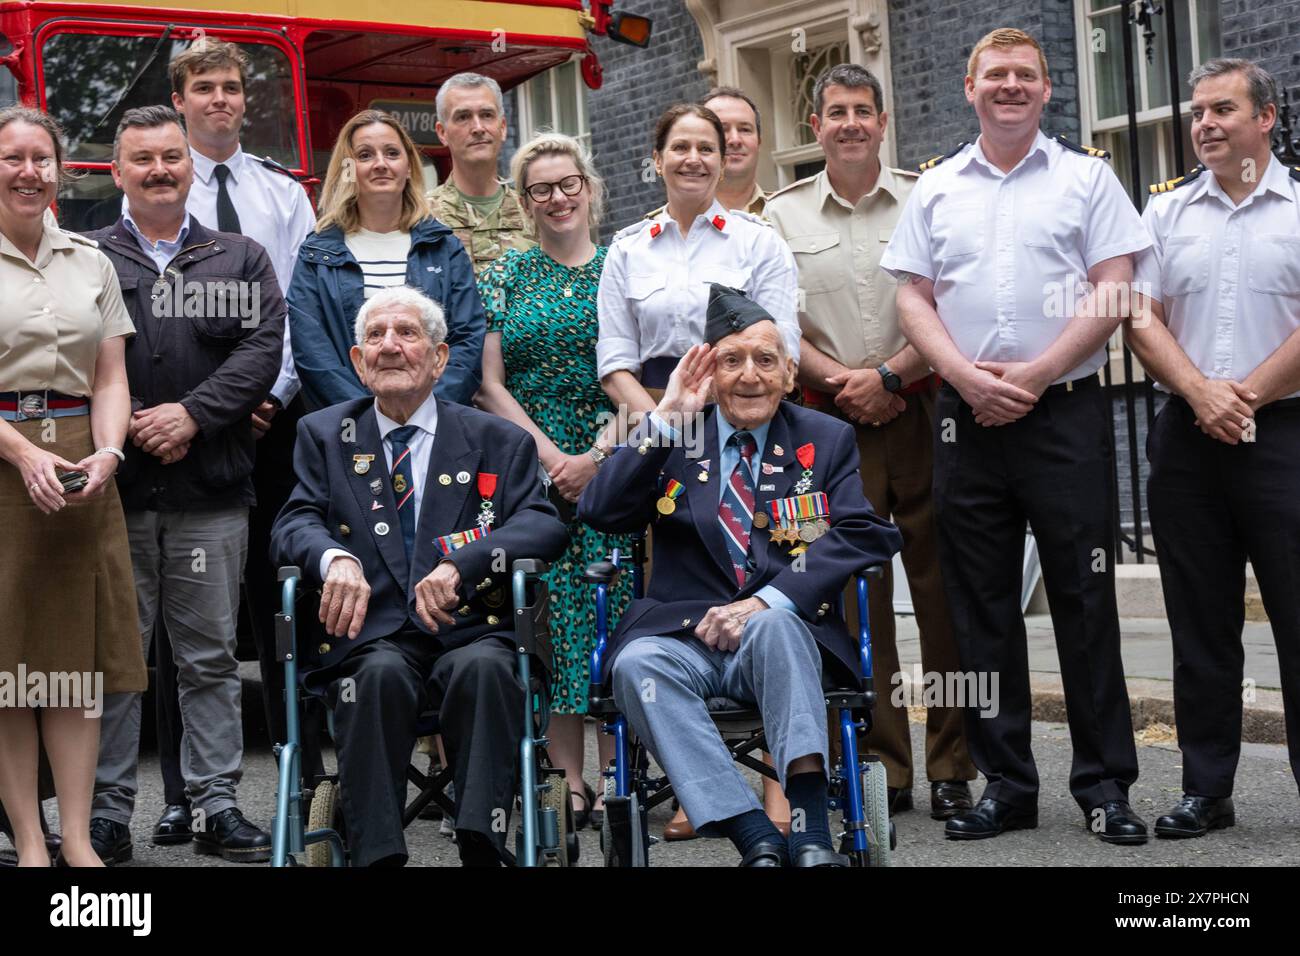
[516,57,590,152]
[1077,0,1221,199]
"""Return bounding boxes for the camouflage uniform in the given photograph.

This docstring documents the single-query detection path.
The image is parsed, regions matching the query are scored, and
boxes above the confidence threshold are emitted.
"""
[426,180,536,275]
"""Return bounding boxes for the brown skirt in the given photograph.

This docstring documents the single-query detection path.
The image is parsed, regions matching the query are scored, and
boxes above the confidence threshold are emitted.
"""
[0,415,145,695]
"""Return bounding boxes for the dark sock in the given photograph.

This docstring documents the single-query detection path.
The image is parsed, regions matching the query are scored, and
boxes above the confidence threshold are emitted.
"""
[716,808,785,859]
[785,771,833,854]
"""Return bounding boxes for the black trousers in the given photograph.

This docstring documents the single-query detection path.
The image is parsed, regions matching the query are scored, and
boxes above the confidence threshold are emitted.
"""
[328,633,524,867]
[155,394,325,808]
[933,381,1138,811]
[1148,395,1300,797]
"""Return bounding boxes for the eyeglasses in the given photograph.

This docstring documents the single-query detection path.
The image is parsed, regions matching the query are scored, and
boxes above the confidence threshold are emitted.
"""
[524,174,587,203]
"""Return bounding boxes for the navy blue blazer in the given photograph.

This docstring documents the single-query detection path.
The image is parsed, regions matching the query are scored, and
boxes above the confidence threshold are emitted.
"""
[578,401,903,687]
[271,396,569,684]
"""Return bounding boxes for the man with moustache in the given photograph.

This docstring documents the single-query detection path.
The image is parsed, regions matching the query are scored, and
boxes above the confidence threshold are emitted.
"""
[766,63,976,821]
[1126,58,1300,837]
[86,105,283,863]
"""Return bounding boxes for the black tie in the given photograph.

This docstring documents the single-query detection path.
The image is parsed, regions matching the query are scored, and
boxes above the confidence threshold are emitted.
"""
[213,163,241,234]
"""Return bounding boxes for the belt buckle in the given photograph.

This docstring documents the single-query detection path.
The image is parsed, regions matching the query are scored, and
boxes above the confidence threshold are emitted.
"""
[16,392,46,421]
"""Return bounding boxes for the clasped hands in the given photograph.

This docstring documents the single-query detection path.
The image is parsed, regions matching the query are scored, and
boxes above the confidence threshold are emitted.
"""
[320,556,462,639]
[694,596,767,653]
[129,402,199,464]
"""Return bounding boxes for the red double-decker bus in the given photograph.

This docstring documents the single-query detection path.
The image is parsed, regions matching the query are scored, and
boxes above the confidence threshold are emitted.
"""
[0,0,649,228]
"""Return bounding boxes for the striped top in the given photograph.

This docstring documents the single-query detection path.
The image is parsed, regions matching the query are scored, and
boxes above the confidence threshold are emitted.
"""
[344,227,413,298]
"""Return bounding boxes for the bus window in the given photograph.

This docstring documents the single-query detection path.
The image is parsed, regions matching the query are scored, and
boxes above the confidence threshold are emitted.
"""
[0,34,16,107]
[41,33,300,168]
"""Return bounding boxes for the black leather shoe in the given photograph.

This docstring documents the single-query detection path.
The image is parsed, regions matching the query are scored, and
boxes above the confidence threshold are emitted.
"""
[793,844,849,867]
[887,787,913,814]
[1091,800,1148,844]
[152,804,193,846]
[944,797,1037,840]
[0,802,61,857]
[739,840,787,867]
[930,780,974,820]
[1154,795,1235,839]
[89,817,133,865]
[193,808,271,863]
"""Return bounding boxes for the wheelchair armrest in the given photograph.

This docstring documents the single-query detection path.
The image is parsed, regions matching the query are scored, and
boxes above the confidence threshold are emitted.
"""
[584,560,621,585]
[511,558,550,576]
[857,564,885,580]
[278,565,301,582]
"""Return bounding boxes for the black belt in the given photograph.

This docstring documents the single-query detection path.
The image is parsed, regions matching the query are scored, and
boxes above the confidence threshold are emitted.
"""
[639,356,683,390]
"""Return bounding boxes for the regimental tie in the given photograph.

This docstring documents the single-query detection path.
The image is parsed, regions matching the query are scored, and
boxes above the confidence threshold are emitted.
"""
[718,431,757,587]
[213,163,242,234]
[388,425,418,560]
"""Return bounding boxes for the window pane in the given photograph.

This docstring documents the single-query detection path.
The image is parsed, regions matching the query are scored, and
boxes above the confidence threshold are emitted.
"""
[1092,11,1128,120]
[556,61,579,136]
[789,40,849,146]
[1196,0,1222,59]
[41,33,299,167]
[1144,2,1194,109]
[530,75,553,133]
[1106,122,1162,200]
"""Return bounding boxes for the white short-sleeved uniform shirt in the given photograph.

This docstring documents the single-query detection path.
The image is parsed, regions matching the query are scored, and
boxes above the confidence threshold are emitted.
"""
[881,131,1152,384]
[1134,156,1300,398]
[188,146,316,404]
[596,198,800,379]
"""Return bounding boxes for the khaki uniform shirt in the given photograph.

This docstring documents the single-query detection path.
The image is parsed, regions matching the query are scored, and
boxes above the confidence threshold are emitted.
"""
[766,165,917,370]
[0,217,133,396]
[644,181,769,220]
[426,180,535,275]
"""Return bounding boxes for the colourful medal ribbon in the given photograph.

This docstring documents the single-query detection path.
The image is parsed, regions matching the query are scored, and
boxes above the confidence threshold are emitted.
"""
[664,478,685,501]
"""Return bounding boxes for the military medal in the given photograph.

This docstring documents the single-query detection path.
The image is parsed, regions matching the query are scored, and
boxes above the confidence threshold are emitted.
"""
[696,459,711,483]
[656,478,685,515]
[353,454,375,475]
[793,442,815,495]
[393,473,407,494]
[433,524,489,557]
[477,472,498,529]
[752,511,769,529]
[769,492,831,551]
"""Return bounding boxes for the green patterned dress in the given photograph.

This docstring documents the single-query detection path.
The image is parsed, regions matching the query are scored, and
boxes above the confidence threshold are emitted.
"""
[479,245,632,715]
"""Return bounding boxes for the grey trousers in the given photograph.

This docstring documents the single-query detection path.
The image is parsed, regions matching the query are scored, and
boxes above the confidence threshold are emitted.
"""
[611,608,828,829]
[93,507,249,823]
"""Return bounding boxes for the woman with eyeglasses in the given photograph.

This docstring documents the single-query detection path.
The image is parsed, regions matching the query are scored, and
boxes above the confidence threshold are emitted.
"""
[476,133,631,832]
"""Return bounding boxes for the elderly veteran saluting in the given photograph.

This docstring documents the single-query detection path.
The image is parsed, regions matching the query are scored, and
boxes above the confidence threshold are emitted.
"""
[270,286,568,867]
[579,286,902,867]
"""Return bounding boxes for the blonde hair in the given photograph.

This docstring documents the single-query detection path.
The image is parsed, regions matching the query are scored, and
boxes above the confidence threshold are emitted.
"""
[967,28,1049,82]
[509,131,606,226]
[315,110,430,234]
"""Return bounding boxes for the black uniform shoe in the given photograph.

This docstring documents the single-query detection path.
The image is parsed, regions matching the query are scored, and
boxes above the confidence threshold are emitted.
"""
[1090,800,1149,844]
[152,804,193,846]
[887,787,913,814]
[193,808,271,863]
[930,780,974,820]
[739,840,787,867]
[0,801,62,858]
[89,817,133,865]
[793,844,850,867]
[944,797,1038,840]
[1154,795,1235,839]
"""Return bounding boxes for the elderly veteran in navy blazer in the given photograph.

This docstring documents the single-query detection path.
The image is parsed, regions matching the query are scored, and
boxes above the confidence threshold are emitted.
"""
[579,285,902,867]
[270,285,568,866]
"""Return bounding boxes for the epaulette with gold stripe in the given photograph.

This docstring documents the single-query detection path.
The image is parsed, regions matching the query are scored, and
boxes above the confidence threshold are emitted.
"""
[1148,165,1205,195]
[1291,166,1300,183]
[917,142,969,172]
[1055,135,1110,160]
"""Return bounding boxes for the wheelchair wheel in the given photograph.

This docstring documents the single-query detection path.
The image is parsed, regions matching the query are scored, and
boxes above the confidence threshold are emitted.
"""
[305,778,341,867]
[860,759,893,868]
[539,776,572,867]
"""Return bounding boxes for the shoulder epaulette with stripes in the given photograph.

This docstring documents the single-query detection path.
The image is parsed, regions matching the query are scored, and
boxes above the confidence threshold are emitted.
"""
[917,143,969,172]
[1055,135,1110,160]
[1291,166,1300,183]
[1148,165,1205,195]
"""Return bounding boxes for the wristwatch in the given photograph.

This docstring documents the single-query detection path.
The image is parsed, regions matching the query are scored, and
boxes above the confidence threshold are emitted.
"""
[876,364,903,393]
[588,445,610,469]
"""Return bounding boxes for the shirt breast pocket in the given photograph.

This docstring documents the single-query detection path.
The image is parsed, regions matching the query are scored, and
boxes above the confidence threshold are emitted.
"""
[931,202,985,259]
[1163,235,1211,297]
[1247,235,1300,295]
[697,264,753,293]
[627,272,668,304]
[784,233,844,294]
[1021,199,1085,252]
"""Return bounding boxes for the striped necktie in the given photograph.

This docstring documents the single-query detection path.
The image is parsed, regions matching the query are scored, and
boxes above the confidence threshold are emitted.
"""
[718,431,757,587]
[388,425,419,561]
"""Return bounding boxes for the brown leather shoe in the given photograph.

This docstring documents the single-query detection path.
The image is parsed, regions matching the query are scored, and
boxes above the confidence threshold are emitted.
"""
[663,808,698,841]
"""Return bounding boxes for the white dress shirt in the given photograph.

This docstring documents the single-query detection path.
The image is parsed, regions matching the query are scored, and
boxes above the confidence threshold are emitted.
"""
[319,393,440,579]
[1135,155,1300,397]
[188,145,317,404]
[596,198,800,379]
[881,131,1151,383]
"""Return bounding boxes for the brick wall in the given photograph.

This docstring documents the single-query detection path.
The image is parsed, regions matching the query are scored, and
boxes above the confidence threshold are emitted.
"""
[887,0,1082,170]
[1221,0,1300,129]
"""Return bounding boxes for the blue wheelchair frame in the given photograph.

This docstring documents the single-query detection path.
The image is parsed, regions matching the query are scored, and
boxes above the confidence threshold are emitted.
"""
[587,535,892,867]
[270,560,572,867]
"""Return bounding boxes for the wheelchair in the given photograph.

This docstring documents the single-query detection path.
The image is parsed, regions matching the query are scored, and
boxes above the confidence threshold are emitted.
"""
[585,536,895,867]
[270,559,580,867]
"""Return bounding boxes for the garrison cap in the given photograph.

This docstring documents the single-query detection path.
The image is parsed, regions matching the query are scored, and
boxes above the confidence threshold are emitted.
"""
[705,284,774,345]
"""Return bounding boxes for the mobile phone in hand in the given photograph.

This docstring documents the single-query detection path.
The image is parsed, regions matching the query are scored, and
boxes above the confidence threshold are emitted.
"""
[57,470,88,494]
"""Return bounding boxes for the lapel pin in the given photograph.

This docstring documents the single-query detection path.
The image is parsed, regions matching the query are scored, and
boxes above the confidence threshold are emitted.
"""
[369,478,383,495]
[456,471,471,484]
[772,445,784,457]
[371,500,383,511]
[339,524,351,536]
[439,474,452,486]
[353,454,375,475]
[374,521,390,536]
